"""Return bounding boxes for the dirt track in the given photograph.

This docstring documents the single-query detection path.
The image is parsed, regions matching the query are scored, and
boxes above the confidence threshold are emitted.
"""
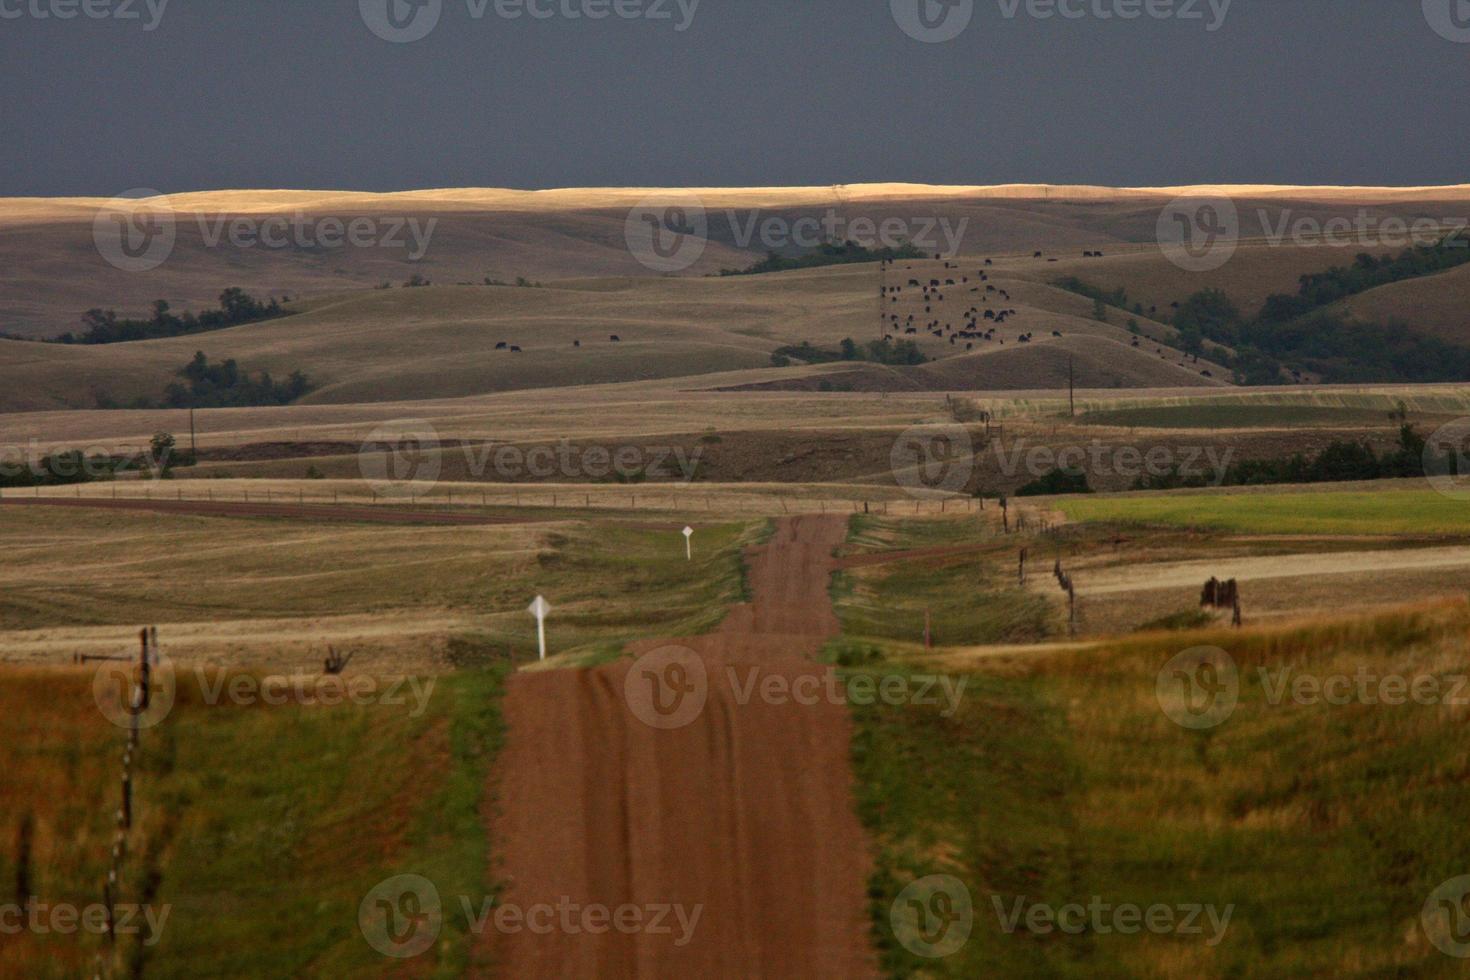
[485,515,875,977]
[1078,545,1470,595]
[0,495,516,525]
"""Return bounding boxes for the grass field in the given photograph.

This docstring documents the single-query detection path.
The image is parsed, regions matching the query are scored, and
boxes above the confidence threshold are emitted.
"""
[0,506,758,669]
[0,665,508,978]
[833,515,1059,647]
[1079,404,1404,429]
[846,601,1470,977]
[1057,488,1470,536]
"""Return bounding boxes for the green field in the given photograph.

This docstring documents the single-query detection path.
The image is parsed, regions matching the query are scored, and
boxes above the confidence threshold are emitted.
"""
[1056,488,1470,536]
[1080,404,1400,429]
[844,601,1470,977]
[832,516,1058,647]
[0,666,507,979]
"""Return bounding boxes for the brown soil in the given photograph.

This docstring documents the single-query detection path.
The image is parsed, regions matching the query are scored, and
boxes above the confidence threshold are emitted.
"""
[483,516,876,977]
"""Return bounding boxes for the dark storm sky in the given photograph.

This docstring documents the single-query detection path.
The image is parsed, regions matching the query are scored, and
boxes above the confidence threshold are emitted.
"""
[2,0,1466,196]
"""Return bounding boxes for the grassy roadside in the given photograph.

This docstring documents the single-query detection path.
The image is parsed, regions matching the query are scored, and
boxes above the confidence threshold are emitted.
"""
[0,665,508,978]
[840,601,1470,977]
[832,515,1058,647]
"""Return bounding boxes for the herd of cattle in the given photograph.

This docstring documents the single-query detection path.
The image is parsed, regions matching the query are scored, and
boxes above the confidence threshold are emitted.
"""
[480,250,1214,377]
[879,258,1047,351]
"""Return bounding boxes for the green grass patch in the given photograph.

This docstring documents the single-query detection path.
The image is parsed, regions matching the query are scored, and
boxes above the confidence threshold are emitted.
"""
[1,666,508,978]
[1057,488,1470,536]
[847,603,1470,976]
[1081,404,1399,429]
[834,517,1057,646]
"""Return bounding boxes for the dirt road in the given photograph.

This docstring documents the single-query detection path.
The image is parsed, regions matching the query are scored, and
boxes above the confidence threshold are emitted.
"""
[1078,545,1470,595]
[485,515,875,977]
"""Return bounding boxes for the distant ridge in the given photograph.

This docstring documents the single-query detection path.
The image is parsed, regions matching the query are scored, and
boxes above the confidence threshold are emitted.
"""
[6,182,1470,221]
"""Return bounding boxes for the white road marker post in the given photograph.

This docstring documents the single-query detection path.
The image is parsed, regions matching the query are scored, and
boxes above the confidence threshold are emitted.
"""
[528,595,552,661]
[683,526,694,561]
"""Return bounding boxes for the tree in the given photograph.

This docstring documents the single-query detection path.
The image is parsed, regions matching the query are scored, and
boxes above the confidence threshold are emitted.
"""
[150,431,176,466]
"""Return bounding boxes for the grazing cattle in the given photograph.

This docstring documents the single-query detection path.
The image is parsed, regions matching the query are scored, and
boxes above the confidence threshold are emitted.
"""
[1033,251,1043,258]
[985,258,993,265]
[574,340,582,348]
[1052,330,1062,337]
[510,346,523,353]
[1202,370,1214,378]
[495,342,508,350]
[610,335,622,342]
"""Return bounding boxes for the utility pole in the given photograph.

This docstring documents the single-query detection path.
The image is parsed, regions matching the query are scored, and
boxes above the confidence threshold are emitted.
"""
[1068,357,1075,418]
